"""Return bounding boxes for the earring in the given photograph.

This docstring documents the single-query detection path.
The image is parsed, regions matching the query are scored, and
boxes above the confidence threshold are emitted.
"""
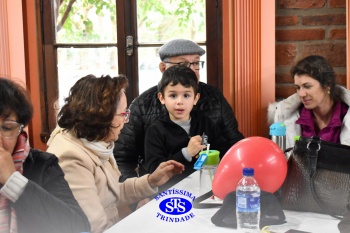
[327,90,330,94]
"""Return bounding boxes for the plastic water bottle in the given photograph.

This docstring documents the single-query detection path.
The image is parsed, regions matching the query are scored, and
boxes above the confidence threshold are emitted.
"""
[236,168,260,233]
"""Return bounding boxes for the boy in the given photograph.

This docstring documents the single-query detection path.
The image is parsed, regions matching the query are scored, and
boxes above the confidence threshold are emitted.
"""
[144,65,233,191]
[114,39,244,182]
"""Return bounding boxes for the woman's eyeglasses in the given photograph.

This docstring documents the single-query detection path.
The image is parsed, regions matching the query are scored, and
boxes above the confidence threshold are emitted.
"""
[115,109,131,123]
[0,121,24,139]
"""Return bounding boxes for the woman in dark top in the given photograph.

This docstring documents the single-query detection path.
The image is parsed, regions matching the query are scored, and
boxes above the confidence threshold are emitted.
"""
[0,77,90,233]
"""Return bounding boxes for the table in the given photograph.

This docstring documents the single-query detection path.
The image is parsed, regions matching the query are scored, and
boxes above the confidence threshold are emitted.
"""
[105,171,340,233]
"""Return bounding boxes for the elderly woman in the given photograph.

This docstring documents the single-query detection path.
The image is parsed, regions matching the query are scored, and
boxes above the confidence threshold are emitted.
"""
[0,77,90,233]
[47,74,184,233]
[268,55,350,148]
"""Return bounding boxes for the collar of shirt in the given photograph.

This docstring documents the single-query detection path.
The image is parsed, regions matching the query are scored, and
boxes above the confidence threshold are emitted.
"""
[296,100,344,128]
[295,100,348,143]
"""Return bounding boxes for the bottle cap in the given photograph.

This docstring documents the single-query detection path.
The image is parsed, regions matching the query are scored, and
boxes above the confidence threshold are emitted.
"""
[199,150,220,165]
[294,135,300,141]
[243,167,254,176]
[269,122,286,136]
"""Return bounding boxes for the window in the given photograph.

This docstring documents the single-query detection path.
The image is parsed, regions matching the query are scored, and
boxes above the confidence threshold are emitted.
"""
[38,0,222,142]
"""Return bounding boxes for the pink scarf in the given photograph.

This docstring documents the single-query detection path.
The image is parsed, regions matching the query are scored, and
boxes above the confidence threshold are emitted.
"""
[0,132,29,233]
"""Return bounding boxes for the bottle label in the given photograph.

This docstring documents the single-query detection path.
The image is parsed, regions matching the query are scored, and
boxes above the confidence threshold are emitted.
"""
[236,195,260,212]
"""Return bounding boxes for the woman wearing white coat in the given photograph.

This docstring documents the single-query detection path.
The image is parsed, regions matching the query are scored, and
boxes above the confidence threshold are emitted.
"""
[268,55,350,149]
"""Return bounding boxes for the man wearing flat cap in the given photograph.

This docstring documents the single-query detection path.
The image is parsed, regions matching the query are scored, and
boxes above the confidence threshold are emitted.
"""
[114,38,244,182]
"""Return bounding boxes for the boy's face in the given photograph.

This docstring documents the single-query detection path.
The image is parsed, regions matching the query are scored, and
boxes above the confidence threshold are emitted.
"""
[158,82,200,122]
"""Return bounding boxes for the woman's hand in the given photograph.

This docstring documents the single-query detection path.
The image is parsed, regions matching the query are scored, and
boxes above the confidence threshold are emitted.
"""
[187,135,207,157]
[148,160,184,188]
[136,198,151,209]
[0,139,16,185]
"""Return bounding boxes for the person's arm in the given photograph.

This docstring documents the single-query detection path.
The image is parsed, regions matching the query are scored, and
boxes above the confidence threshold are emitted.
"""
[197,83,244,146]
[219,93,245,144]
[11,152,90,233]
[57,149,115,233]
[145,124,187,173]
[52,137,164,233]
[147,160,184,188]
[206,118,233,159]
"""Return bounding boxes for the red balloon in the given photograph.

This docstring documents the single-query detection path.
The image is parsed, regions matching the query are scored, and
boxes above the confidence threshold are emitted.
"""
[212,136,287,200]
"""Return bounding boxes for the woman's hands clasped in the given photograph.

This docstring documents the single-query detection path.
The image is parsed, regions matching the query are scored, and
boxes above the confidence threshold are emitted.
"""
[148,160,184,188]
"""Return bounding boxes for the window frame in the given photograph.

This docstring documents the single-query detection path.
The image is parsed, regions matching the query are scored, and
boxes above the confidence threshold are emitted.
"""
[37,0,223,143]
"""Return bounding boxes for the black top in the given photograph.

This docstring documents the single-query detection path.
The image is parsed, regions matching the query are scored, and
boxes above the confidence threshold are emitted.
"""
[144,111,233,191]
[14,148,90,233]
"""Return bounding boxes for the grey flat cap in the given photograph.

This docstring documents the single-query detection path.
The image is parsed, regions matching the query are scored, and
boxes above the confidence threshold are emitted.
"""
[158,39,206,61]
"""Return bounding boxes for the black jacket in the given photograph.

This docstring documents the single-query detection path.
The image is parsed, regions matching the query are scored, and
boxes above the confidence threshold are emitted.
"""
[144,112,233,191]
[13,149,90,233]
[114,82,244,181]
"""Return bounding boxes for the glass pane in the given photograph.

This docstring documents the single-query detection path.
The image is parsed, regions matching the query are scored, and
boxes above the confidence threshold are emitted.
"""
[138,46,207,94]
[137,0,206,94]
[137,0,206,42]
[57,47,118,108]
[54,0,117,43]
[138,48,162,94]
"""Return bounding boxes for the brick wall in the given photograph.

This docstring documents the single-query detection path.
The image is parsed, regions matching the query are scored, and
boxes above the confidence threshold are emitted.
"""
[275,0,346,100]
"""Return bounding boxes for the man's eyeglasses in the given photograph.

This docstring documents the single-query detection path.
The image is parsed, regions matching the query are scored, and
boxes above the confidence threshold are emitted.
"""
[0,121,24,140]
[164,61,205,70]
[115,109,131,123]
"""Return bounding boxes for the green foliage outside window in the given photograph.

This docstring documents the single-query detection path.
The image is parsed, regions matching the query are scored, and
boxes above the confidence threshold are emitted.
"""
[55,0,205,43]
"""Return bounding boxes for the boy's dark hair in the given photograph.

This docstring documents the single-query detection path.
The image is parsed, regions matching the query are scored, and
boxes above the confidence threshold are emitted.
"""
[158,65,198,95]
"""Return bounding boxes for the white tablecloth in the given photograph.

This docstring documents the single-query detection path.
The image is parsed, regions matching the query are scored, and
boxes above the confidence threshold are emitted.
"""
[105,171,340,233]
